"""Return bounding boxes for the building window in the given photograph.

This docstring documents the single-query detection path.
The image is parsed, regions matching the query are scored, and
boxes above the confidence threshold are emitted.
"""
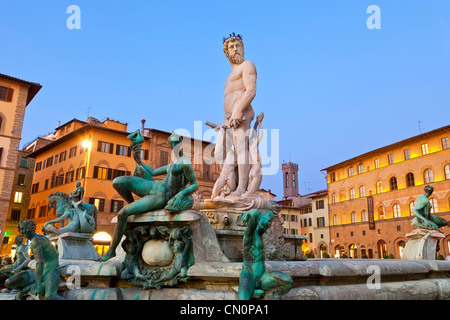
[10,209,21,221]
[348,167,354,177]
[349,188,355,200]
[357,163,364,175]
[331,193,336,204]
[35,161,42,172]
[330,172,336,183]
[19,157,28,168]
[65,170,75,184]
[333,215,338,226]
[388,154,394,165]
[389,177,398,191]
[89,198,105,212]
[359,185,365,197]
[98,141,114,154]
[76,167,86,180]
[406,172,415,187]
[13,192,23,204]
[404,149,410,160]
[393,203,401,218]
[31,183,39,194]
[361,210,368,222]
[59,151,67,162]
[116,145,129,157]
[27,208,36,219]
[316,200,324,210]
[69,146,78,158]
[94,167,108,180]
[444,164,450,180]
[38,205,47,217]
[374,159,380,169]
[409,201,415,215]
[111,199,124,213]
[429,198,438,214]
[351,211,357,223]
[17,174,25,186]
[421,143,429,155]
[442,137,449,150]
[378,207,385,220]
[317,217,325,228]
[157,150,168,167]
[285,172,289,188]
[0,86,14,102]
[424,168,434,184]
[376,180,383,194]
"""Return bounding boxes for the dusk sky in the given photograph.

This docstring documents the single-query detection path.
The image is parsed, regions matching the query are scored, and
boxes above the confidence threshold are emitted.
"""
[1,1,449,200]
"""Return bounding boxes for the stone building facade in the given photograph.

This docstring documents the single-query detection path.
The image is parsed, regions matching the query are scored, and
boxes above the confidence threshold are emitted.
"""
[22,117,220,257]
[0,73,41,250]
[323,125,450,259]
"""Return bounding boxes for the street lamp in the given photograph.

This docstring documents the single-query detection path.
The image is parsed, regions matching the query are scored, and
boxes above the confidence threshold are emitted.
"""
[81,139,92,189]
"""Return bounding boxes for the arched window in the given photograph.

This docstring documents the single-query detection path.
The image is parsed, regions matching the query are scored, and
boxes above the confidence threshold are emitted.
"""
[333,215,338,226]
[292,173,296,188]
[389,177,398,191]
[348,167,354,177]
[444,164,450,180]
[430,198,438,214]
[376,180,383,194]
[330,172,336,183]
[424,168,434,184]
[285,172,289,188]
[406,172,415,187]
[351,211,357,223]
[393,203,401,218]
[357,163,364,174]
[359,185,365,197]
[308,218,312,226]
[349,188,355,200]
[409,201,415,215]
[332,193,336,204]
[361,210,368,222]
[378,207,385,220]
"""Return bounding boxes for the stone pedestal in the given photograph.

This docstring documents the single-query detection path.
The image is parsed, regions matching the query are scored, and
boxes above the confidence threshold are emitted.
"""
[127,209,229,263]
[50,233,100,261]
[402,229,445,260]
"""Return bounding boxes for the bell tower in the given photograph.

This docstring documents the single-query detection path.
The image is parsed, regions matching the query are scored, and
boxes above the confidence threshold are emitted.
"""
[282,162,299,198]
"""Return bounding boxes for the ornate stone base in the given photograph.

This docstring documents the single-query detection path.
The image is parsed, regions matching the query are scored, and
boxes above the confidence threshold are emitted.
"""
[50,233,100,261]
[402,229,445,260]
[193,198,306,261]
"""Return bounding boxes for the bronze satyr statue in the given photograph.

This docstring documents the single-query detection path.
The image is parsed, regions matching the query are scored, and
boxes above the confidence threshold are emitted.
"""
[6,220,63,300]
[238,209,293,300]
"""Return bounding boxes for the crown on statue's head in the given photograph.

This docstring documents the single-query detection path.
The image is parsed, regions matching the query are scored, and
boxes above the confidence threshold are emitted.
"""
[222,32,243,43]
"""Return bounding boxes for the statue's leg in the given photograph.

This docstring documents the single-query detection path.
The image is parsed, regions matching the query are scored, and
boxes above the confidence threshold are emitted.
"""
[43,270,64,300]
[238,269,255,300]
[112,176,139,204]
[102,193,166,261]
[5,270,35,299]
[260,270,293,300]
[431,214,448,228]
[232,127,250,197]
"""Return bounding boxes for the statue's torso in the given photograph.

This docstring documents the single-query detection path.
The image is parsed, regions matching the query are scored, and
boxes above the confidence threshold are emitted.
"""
[223,61,255,121]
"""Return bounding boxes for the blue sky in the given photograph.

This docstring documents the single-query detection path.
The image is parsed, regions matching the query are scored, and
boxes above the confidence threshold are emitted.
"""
[1,1,450,199]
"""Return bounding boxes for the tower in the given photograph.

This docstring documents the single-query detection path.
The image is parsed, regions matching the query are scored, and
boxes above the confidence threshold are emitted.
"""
[282,162,299,198]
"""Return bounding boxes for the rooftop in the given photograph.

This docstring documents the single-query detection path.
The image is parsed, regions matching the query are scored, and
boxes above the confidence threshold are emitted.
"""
[321,124,450,172]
